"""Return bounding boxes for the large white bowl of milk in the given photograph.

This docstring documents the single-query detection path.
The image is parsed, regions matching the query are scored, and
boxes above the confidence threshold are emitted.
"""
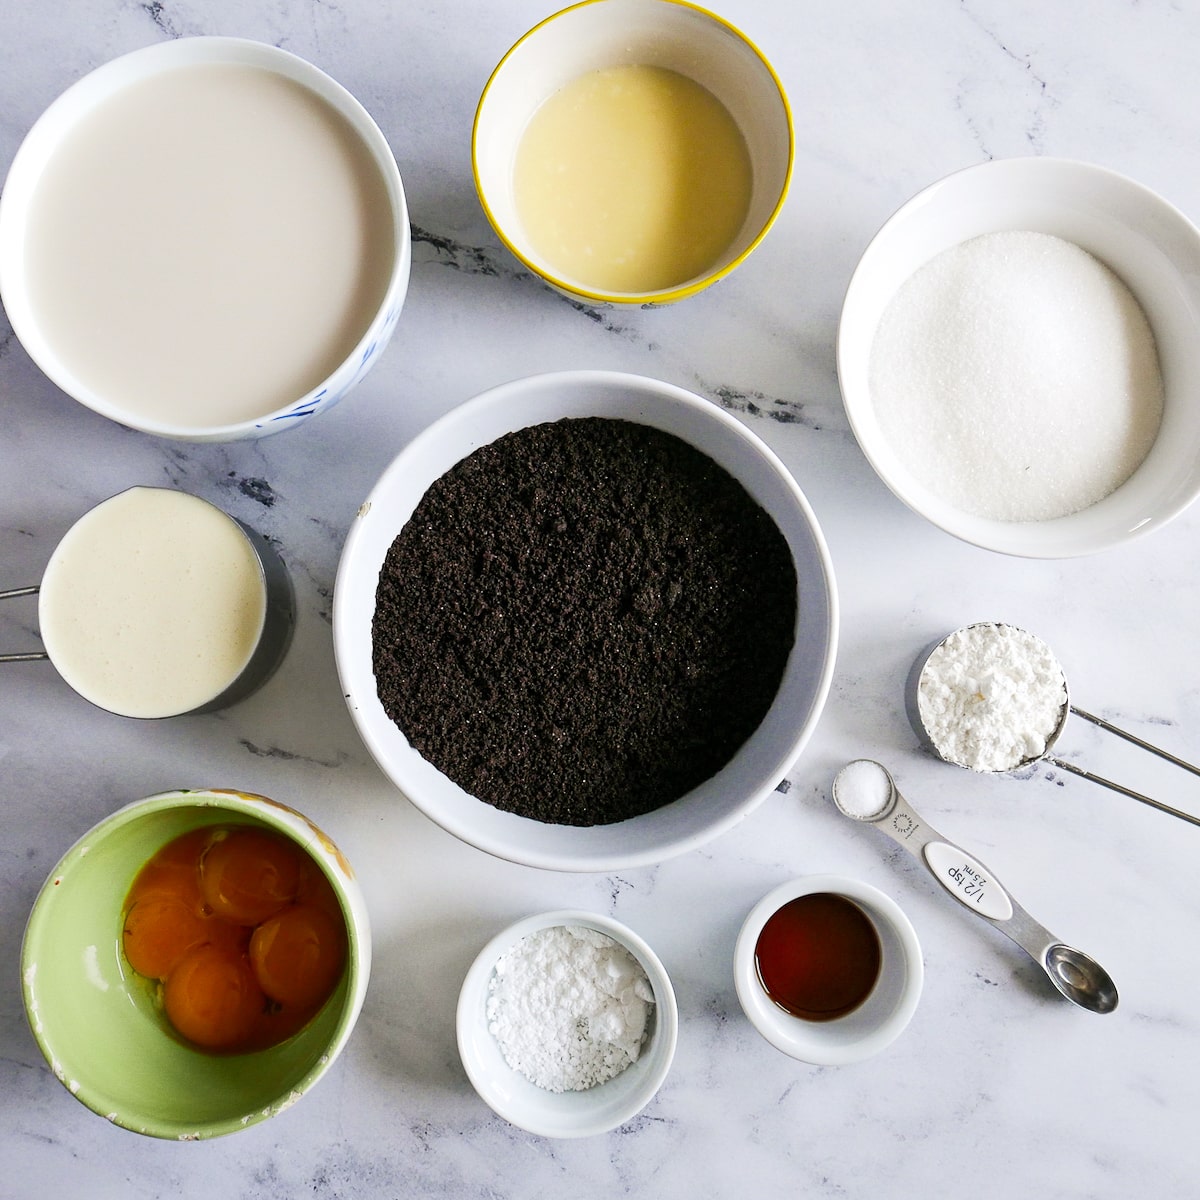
[0,38,411,441]
[473,0,793,306]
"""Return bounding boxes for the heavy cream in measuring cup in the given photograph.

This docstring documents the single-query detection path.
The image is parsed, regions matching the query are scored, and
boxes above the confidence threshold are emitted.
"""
[513,64,751,294]
[39,488,269,718]
[22,62,395,429]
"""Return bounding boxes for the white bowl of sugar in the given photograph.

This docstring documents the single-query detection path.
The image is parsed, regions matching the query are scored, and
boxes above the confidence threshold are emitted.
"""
[456,909,678,1138]
[0,37,410,441]
[837,157,1200,557]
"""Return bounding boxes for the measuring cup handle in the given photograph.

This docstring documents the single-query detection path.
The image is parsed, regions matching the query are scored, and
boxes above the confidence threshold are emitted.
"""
[1046,755,1200,827]
[0,585,47,662]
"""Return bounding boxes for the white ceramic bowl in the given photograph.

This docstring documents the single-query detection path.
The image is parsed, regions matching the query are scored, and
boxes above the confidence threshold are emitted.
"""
[0,37,411,441]
[456,909,677,1138]
[734,875,923,1066]
[21,788,371,1139]
[837,157,1200,557]
[473,0,792,305]
[333,369,838,871]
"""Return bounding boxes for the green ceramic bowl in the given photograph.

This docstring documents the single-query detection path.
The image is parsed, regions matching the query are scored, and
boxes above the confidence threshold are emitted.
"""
[20,788,371,1139]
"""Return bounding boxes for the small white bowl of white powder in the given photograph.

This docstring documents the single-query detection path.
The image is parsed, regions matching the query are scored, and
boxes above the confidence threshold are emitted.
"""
[838,157,1200,557]
[456,910,677,1138]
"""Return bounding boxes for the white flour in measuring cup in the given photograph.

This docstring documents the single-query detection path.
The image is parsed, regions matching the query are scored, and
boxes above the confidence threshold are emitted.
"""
[917,623,1068,772]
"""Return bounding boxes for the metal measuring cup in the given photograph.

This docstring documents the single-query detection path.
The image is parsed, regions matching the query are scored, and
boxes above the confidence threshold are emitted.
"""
[907,622,1200,827]
[1,487,294,718]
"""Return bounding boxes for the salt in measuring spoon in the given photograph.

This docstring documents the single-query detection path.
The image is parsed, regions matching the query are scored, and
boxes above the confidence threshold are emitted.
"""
[909,622,1200,828]
[831,758,1118,1015]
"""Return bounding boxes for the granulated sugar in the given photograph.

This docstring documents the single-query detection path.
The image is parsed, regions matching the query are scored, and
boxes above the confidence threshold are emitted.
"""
[917,623,1068,772]
[486,925,655,1093]
[869,231,1163,521]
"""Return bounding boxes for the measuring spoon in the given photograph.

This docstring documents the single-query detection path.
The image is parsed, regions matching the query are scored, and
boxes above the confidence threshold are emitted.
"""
[832,758,1118,1014]
[908,622,1200,828]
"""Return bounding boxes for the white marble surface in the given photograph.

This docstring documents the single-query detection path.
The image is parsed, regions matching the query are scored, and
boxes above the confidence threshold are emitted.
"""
[3,1,1200,1195]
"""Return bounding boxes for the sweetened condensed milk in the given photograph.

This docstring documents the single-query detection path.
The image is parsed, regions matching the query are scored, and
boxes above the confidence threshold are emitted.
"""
[513,64,751,294]
[23,63,394,428]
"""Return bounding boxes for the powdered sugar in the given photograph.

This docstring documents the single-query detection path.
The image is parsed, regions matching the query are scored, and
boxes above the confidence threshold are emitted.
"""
[486,924,655,1093]
[917,623,1068,772]
[870,230,1163,522]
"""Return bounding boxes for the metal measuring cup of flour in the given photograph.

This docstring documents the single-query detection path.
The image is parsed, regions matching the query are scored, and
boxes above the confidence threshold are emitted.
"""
[907,621,1200,828]
[0,487,295,718]
[831,759,1118,1014]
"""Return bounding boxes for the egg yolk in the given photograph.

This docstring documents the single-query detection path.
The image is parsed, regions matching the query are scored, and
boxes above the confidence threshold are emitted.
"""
[199,827,303,924]
[121,825,348,1054]
[164,944,266,1049]
[251,903,347,1008]
[126,827,211,906]
[124,894,226,979]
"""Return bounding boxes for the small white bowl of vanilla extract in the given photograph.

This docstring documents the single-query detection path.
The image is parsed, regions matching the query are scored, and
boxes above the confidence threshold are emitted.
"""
[734,875,923,1066]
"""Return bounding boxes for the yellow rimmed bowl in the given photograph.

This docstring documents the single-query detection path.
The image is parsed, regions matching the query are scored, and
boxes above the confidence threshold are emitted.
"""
[473,0,793,306]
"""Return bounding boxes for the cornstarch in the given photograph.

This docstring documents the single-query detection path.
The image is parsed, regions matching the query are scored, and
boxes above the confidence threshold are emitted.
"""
[917,623,1068,772]
[869,230,1163,522]
[486,925,655,1093]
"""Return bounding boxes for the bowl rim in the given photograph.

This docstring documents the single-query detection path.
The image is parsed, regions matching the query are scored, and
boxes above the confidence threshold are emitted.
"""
[0,35,412,441]
[455,908,679,1137]
[332,368,839,872]
[836,154,1200,558]
[19,787,371,1139]
[470,0,794,305]
[733,874,924,1065]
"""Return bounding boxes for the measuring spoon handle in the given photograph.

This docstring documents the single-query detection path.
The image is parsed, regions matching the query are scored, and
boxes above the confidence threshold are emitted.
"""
[871,792,1061,960]
[869,788,1117,1012]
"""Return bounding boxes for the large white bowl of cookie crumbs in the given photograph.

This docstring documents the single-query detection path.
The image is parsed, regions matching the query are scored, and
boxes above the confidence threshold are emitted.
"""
[333,369,838,871]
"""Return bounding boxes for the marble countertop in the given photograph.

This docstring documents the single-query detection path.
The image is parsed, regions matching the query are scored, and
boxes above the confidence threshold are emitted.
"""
[4,1,1200,1196]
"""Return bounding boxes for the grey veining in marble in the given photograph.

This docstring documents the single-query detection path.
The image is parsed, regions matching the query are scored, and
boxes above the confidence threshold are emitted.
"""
[3,1,1200,1196]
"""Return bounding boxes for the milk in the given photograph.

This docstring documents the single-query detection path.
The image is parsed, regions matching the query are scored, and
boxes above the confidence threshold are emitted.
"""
[39,488,268,718]
[23,63,395,428]
[512,65,752,294]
